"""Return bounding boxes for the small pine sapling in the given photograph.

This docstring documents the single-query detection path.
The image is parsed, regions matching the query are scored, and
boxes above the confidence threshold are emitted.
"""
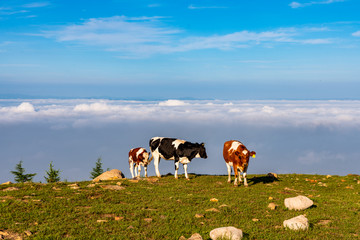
[90,157,104,179]
[10,161,37,183]
[44,162,61,183]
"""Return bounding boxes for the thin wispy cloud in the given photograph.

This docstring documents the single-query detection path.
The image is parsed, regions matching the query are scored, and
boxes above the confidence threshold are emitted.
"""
[289,0,344,8]
[22,2,50,8]
[352,30,360,37]
[35,16,334,58]
[188,4,227,9]
[0,9,29,15]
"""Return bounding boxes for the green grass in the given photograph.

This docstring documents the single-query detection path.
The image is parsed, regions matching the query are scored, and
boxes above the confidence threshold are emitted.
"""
[1,174,359,239]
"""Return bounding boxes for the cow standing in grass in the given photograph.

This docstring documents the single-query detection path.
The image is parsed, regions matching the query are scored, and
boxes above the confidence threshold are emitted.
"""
[149,137,207,179]
[223,140,256,186]
[128,147,151,178]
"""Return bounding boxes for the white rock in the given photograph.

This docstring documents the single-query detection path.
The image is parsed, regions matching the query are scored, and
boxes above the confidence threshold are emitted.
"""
[283,215,309,230]
[210,226,243,240]
[284,195,313,210]
[93,169,125,182]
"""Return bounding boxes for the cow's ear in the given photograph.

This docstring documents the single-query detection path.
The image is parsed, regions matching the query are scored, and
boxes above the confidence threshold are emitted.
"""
[201,143,205,146]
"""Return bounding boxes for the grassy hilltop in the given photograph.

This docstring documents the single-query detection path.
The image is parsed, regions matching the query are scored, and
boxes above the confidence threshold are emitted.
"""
[0,174,359,239]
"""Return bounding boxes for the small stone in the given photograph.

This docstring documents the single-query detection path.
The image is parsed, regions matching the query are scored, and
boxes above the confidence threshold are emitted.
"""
[24,231,32,236]
[206,208,220,212]
[97,220,108,223]
[0,231,9,236]
[127,225,134,229]
[116,182,122,186]
[283,215,309,230]
[115,216,124,221]
[268,202,277,210]
[284,195,313,211]
[100,185,125,190]
[1,181,12,185]
[210,226,243,240]
[68,183,80,189]
[129,179,139,183]
[252,218,260,222]
[346,186,354,189]
[188,233,203,240]
[3,187,19,191]
[210,198,218,202]
[326,175,332,178]
[268,196,273,200]
[179,236,187,240]
[87,184,96,188]
[268,172,278,178]
[195,214,204,218]
[219,204,228,208]
[144,218,152,223]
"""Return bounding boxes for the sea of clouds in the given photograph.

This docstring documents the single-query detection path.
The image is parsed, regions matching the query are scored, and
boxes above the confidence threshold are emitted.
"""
[1,99,359,127]
[1,99,359,183]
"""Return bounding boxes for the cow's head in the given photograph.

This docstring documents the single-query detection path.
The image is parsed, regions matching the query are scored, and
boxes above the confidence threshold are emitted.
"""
[198,143,207,159]
[142,151,151,165]
[235,148,256,161]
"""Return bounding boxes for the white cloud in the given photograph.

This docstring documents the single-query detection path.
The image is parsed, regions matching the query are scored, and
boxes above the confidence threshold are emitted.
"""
[22,2,50,8]
[15,102,35,112]
[289,0,344,8]
[352,31,360,37]
[34,16,333,58]
[159,100,189,106]
[1,99,360,129]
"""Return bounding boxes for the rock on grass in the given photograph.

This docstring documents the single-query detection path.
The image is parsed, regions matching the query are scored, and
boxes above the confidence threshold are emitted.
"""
[283,215,309,230]
[210,226,243,240]
[284,195,313,210]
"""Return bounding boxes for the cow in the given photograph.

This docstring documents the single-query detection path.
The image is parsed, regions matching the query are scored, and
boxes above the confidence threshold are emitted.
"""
[128,147,151,178]
[149,137,207,179]
[223,140,256,186]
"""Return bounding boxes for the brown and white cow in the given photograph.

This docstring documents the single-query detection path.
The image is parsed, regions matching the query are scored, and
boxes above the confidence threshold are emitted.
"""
[128,147,151,178]
[223,140,256,186]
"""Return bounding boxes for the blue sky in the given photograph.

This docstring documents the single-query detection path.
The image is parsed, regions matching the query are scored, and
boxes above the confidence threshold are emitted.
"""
[1,0,360,99]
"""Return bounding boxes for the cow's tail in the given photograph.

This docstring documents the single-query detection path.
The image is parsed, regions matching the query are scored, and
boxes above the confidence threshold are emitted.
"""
[149,137,161,152]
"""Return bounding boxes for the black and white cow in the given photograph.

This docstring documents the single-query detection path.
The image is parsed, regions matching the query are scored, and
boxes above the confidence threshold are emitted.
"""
[149,137,207,179]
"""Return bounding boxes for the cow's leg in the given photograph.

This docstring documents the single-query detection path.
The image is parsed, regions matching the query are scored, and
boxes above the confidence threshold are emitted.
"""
[226,162,232,183]
[137,164,141,178]
[233,164,239,186]
[153,152,161,178]
[144,165,148,177]
[134,164,139,178]
[129,162,135,179]
[238,169,243,183]
[174,160,180,179]
[243,172,248,187]
[183,164,189,180]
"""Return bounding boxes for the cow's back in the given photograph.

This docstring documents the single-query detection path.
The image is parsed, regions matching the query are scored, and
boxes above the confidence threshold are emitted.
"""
[223,140,241,162]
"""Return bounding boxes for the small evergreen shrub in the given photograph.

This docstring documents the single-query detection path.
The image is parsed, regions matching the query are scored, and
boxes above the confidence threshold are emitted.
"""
[10,161,36,183]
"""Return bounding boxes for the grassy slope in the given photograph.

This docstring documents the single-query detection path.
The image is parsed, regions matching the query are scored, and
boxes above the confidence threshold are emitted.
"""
[0,174,359,240]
